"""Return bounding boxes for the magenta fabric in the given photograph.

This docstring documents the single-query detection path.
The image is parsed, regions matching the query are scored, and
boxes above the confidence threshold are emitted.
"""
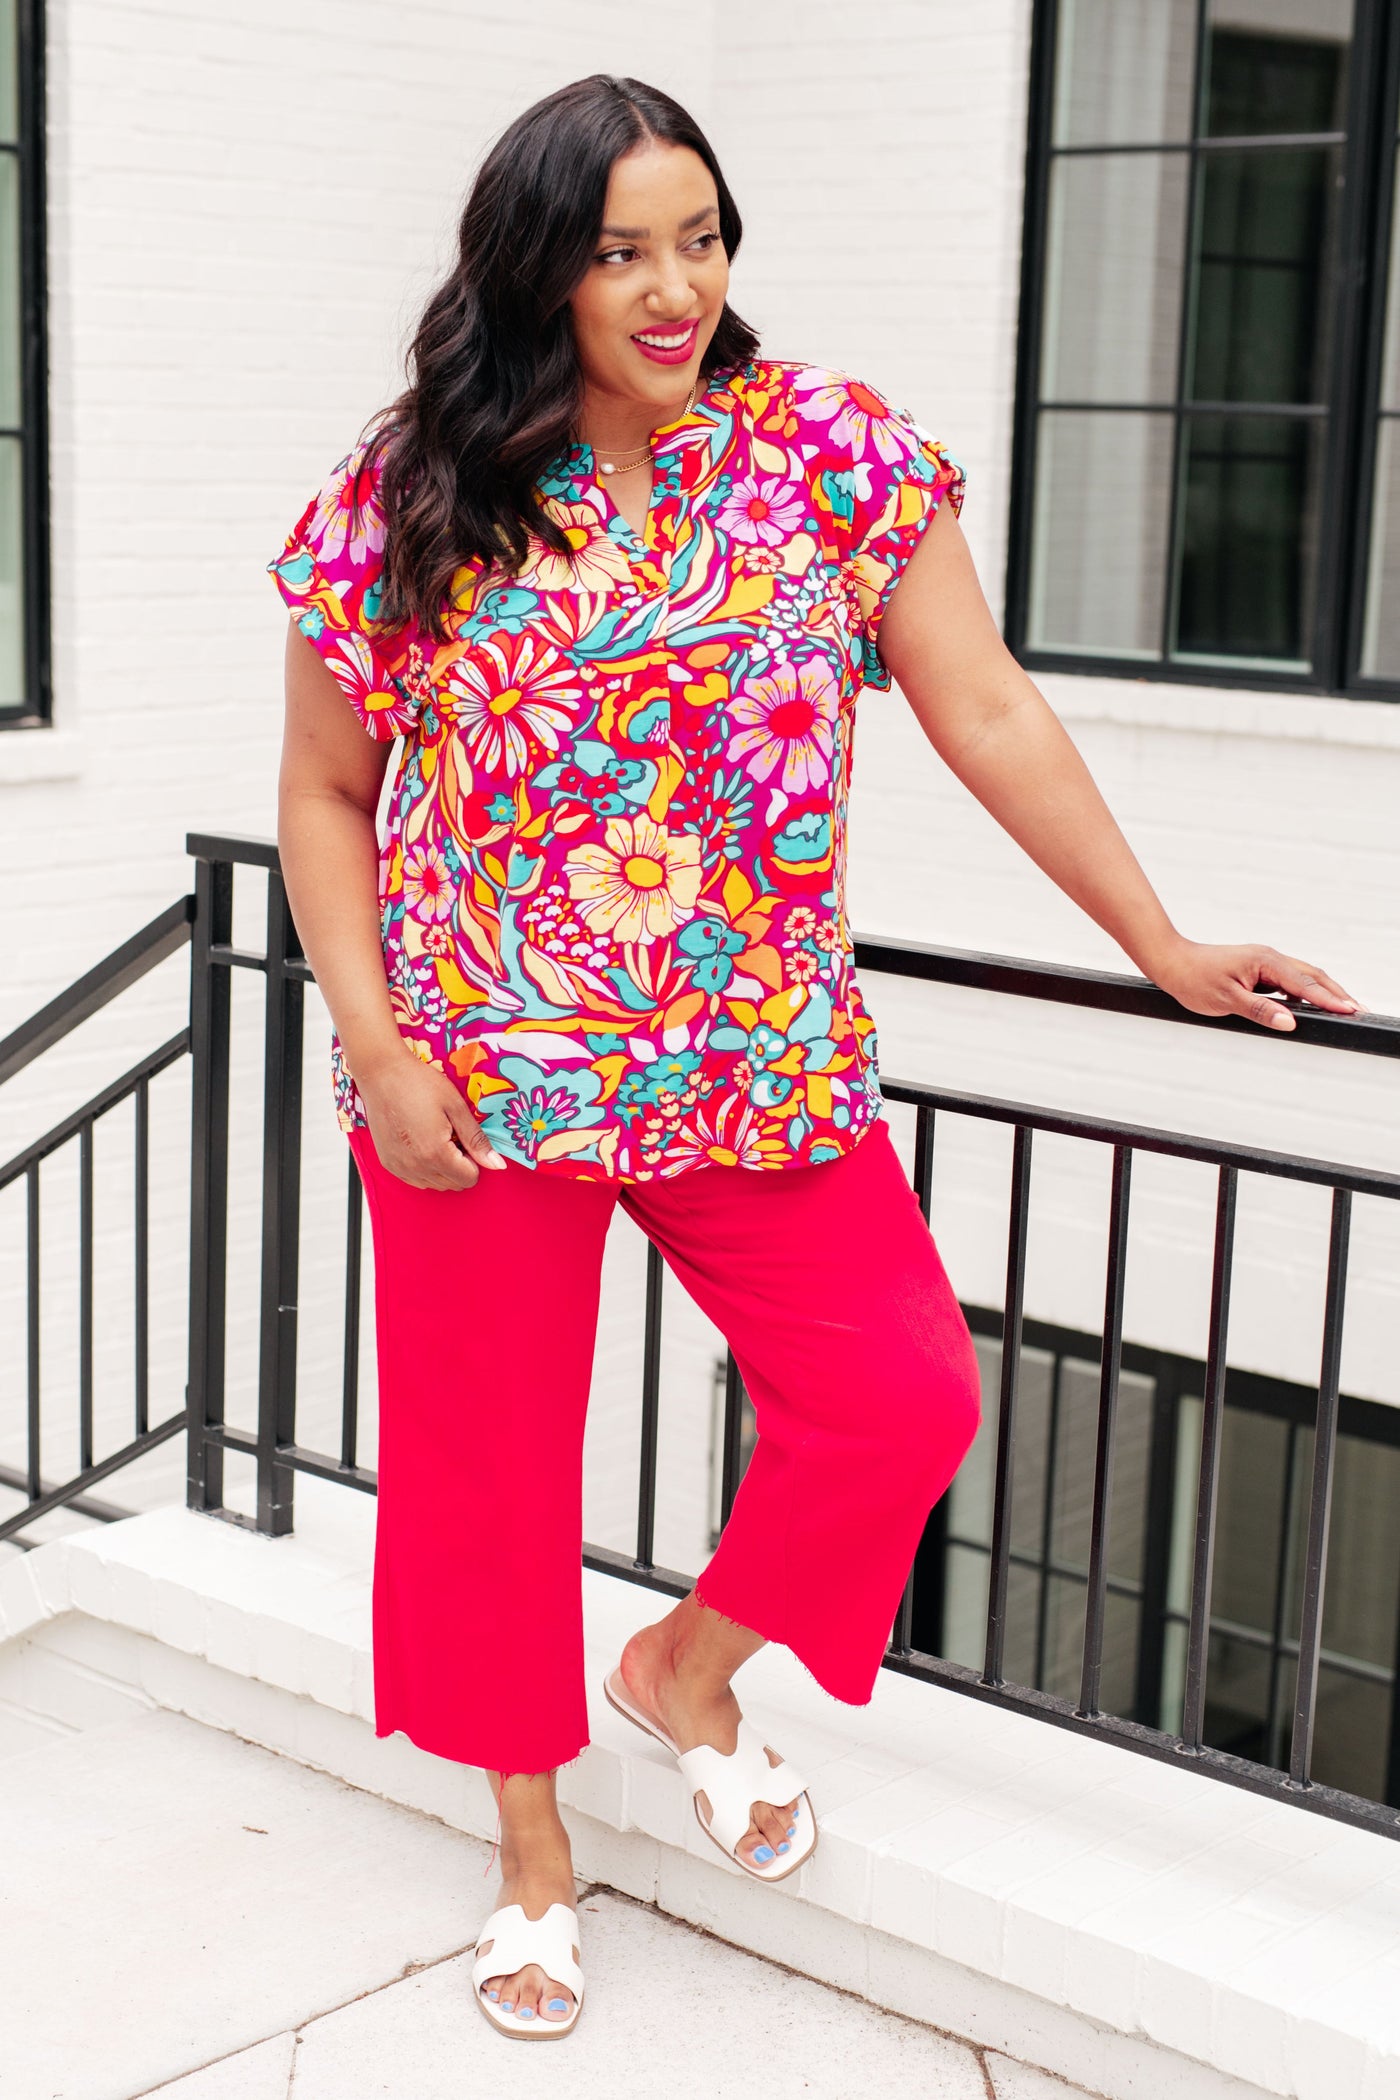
[349,1113,981,1775]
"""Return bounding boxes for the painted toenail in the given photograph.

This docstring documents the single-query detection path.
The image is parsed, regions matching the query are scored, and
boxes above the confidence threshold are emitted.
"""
[753,1844,774,1862]
[547,1997,569,2012]
[518,2006,535,2019]
[787,1823,796,1835]
[487,1989,499,2000]
[778,1841,791,1853]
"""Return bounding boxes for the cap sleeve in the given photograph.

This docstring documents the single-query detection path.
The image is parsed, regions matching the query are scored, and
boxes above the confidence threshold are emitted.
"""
[793,368,966,691]
[267,444,424,741]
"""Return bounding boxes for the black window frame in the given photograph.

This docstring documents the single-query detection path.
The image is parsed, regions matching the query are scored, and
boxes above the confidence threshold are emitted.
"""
[1005,0,1400,703]
[2,0,50,730]
[912,1305,1400,1811]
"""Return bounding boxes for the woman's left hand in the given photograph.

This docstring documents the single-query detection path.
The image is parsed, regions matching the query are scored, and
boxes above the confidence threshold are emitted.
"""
[1149,938,1362,1032]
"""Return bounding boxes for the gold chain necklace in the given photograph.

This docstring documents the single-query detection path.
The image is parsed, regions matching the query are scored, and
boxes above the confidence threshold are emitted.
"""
[584,380,698,476]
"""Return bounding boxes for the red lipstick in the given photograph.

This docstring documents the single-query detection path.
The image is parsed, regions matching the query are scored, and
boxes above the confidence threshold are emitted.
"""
[631,320,700,366]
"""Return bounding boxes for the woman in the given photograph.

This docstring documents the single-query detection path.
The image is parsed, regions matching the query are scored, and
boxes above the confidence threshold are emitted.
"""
[269,76,1357,2041]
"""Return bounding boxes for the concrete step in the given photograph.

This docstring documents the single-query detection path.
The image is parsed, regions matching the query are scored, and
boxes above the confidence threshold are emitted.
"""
[2,1479,1398,2100]
[2,1704,1063,2100]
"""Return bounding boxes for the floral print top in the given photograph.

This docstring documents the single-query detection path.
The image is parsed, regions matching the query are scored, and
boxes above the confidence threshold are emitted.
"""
[268,357,965,1181]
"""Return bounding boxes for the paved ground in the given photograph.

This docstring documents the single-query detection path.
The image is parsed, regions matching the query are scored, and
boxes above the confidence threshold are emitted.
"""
[4,1706,1092,2100]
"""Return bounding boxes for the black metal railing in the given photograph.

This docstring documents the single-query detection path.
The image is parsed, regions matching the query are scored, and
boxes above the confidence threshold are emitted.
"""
[3,830,1398,1843]
[0,895,194,1543]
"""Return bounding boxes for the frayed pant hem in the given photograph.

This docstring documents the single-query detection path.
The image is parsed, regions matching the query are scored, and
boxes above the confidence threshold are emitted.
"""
[689,1577,880,1710]
[374,1717,591,1779]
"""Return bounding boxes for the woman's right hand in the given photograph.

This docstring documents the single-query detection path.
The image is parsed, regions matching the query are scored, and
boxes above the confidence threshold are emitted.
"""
[354,1045,509,1190]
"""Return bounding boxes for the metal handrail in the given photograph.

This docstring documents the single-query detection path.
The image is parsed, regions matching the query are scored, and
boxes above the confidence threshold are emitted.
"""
[851,932,1399,1055]
[0,893,194,1086]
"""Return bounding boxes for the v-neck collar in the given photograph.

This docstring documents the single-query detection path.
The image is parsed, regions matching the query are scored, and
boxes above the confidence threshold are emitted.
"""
[553,365,742,498]
[545,362,748,580]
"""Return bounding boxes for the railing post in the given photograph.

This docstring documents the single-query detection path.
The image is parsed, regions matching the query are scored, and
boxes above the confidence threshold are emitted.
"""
[984,1123,1033,1687]
[186,853,233,1513]
[1290,1187,1351,1787]
[256,866,305,1536]
[1079,1143,1133,1719]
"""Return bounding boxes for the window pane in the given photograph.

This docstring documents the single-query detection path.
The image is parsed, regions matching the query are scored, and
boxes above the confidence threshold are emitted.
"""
[1203,1626,1274,1762]
[1281,1429,1400,1672]
[940,1541,990,1672]
[1376,163,1400,414]
[1360,417,1400,676]
[1040,152,1189,403]
[1201,4,1352,139]
[1052,0,1197,147]
[1041,1574,1140,1716]
[1189,146,1342,406]
[944,1334,999,1546]
[0,434,24,708]
[949,1337,1056,1558]
[1308,1665,1391,1803]
[1207,1406,1290,1636]
[0,0,15,148]
[1271,1650,1393,1800]
[1027,410,1174,656]
[1175,411,1323,665]
[0,148,18,426]
[1048,1359,1155,1586]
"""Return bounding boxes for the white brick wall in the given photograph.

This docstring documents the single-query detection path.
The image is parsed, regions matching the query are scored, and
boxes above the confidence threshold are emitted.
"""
[3,1,1398,1556]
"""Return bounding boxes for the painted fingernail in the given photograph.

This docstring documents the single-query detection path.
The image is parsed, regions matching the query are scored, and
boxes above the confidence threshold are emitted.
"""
[547,1997,569,2012]
[753,1844,774,1862]
[778,1841,791,1853]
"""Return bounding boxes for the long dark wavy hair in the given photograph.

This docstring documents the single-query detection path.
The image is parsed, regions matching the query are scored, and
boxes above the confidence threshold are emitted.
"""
[357,75,760,643]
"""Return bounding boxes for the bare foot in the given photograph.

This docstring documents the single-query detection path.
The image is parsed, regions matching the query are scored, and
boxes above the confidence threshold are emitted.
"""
[618,1614,801,1868]
[477,1835,579,2024]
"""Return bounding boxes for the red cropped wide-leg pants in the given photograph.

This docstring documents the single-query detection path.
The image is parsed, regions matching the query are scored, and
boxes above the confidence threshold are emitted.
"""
[348,1112,982,1776]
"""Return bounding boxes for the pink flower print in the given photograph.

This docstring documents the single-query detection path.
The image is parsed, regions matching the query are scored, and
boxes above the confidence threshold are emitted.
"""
[715,474,806,547]
[726,658,839,795]
[307,450,386,565]
[800,378,906,466]
[403,844,456,923]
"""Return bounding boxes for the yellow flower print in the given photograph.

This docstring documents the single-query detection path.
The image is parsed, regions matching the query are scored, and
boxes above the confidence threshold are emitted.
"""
[564,815,703,943]
[527,503,636,593]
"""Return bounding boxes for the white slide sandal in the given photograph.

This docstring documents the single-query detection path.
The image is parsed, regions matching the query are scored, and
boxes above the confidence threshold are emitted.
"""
[603,1667,818,1882]
[471,1900,584,2040]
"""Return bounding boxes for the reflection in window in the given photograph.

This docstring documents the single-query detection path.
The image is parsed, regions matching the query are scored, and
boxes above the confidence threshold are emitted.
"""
[1014,0,1400,693]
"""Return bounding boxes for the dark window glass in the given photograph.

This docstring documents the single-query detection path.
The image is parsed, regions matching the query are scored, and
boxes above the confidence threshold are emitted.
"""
[1014,0,1400,698]
[0,0,46,725]
[923,1313,1400,1810]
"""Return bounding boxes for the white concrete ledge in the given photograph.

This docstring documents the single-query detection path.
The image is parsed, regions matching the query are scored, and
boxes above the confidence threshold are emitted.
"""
[2,1481,1398,2100]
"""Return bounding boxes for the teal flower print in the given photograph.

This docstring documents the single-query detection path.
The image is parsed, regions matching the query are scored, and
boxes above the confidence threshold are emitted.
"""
[533,739,658,819]
[677,916,748,993]
[615,1048,704,1122]
[483,1055,606,1164]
